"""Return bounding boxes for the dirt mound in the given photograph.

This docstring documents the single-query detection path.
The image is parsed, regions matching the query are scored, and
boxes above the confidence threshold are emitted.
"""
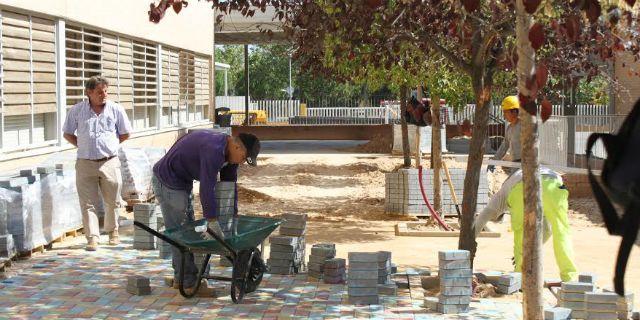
[238,185,273,203]
[352,134,392,153]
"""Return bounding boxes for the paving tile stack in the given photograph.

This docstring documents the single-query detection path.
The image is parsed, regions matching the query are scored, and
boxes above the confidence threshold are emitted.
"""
[0,200,15,258]
[156,215,171,260]
[437,250,472,314]
[126,275,151,295]
[385,168,489,216]
[214,181,236,237]
[544,307,572,320]
[377,251,392,284]
[584,292,621,320]
[267,235,304,275]
[348,252,379,305]
[133,203,157,250]
[323,258,346,284]
[267,213,307,274]
[307,243,336,279]
[558,281,596,319]
[1,175,47,253]
[497,272,522,294]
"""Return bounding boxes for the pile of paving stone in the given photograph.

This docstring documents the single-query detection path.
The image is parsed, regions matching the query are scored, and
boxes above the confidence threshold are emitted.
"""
[267,213,307,274]
[307,243,336,279]
[126,275,151,295]
[436,250,472,314]
[133,203,158,250]
[348,252,379,305]
[323,258,346,284]
[377,251,396,295]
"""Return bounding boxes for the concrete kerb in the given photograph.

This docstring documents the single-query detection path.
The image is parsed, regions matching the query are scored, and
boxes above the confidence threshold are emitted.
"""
[395,222,501,238]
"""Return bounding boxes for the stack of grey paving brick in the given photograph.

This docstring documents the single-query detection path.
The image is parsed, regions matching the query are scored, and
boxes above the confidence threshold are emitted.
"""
[0,174,47,252]
[497,272,522,294]
[267,235,304,274]
[133,203,157,250]
[156,215,171,259]
[307,243,336,279]
[583,292,624,320]
[323,258,346,284]
[348,252,379,305]
[437,250,472,314]
[544,306,573,320]
[48,164,83,233]
[215,182,236,238]
[126,275,151,295]
[558,281,596,319]
[377,251,396,295]
[614,291,634,320]
[279,213,307,237]
[0,200,15,259]
[267,213,307,274]
[385,168,489,216]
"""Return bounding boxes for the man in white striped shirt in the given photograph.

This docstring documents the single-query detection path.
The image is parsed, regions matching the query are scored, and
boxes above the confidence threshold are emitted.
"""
[63,76,132,251]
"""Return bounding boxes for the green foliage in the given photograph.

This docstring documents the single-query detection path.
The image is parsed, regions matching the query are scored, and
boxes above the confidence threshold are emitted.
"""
[576,76,610,105]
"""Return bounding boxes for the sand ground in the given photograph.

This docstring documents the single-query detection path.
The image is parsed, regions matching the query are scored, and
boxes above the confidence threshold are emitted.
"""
[198,140,640,306]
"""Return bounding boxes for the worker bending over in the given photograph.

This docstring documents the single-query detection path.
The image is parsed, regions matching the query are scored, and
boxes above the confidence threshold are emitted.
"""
[474,167,578,282]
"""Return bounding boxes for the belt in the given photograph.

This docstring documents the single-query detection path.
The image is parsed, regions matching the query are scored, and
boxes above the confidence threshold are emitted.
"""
[87,156,116,162]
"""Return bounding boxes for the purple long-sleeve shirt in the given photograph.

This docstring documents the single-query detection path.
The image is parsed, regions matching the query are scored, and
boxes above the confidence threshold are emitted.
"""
[153,131,238,218]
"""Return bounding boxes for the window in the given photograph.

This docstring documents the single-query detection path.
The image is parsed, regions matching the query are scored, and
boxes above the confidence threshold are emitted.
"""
[65,24,101,108]
[132,41,157,131]
[194,56,210,121]
[102,34,134,113]
[1,11,57,151]
[161,47,179,126]
[179,51,195,124]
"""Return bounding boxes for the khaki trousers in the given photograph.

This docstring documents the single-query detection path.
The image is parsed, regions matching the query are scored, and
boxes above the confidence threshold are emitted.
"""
[75,157,122,240]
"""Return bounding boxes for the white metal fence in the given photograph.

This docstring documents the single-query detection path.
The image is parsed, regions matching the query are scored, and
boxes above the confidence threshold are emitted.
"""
[452,104,611,124]
[539,114,624,169]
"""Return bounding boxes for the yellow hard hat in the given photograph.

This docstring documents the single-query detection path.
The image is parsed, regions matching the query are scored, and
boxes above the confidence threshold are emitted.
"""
[501,95,520,111]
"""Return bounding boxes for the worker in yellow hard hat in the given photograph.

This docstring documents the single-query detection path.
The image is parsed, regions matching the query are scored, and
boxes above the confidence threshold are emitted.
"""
[489,96,522,174]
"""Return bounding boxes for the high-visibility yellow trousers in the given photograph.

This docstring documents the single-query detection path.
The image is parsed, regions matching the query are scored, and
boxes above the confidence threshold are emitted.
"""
[507,176,578,282]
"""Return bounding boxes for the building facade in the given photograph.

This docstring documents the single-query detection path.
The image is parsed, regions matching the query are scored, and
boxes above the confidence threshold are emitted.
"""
[0,0,216,170]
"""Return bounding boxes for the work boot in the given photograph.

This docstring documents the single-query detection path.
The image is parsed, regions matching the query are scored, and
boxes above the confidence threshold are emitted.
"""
[86,237,98,251]
[183,280,217,297]
[108,230,120,245]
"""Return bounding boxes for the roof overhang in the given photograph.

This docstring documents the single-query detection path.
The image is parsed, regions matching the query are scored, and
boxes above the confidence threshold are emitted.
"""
[214,7,289,45]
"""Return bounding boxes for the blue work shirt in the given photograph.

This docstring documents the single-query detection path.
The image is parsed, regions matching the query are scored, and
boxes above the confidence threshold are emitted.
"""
[62,100,132,160]
[153,131,238,218]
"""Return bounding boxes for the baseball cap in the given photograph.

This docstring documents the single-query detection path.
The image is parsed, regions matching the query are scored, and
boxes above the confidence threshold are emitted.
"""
[237,133,260,166]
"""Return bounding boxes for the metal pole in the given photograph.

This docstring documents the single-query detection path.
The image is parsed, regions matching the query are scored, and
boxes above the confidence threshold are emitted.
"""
[244,44,249,126]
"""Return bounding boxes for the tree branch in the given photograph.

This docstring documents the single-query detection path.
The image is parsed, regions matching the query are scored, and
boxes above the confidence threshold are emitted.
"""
[425,37,473,75]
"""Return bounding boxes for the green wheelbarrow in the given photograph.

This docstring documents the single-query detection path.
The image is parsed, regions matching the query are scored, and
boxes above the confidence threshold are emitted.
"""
[133,216,282,303]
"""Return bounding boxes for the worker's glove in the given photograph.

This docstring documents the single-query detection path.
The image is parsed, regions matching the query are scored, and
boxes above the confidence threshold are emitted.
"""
[487,165,496,173]
[195,219,224,240]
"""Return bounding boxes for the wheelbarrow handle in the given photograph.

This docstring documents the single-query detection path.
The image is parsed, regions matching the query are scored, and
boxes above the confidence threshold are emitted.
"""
[134,220,187,251]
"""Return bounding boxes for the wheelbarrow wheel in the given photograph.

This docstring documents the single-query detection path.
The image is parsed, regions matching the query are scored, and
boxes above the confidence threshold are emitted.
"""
[231,249,251,303]
[231,248,265,303]
[245,248,265,293]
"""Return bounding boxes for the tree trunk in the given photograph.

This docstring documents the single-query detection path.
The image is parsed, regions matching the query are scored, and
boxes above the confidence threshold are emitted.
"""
[400,85,411,167]
[458,78,491,264]
[432,95,442,212]
[516,0,544,318]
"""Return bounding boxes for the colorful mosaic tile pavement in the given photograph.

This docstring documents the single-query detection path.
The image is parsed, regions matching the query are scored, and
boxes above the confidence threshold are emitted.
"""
[0,235,523,319]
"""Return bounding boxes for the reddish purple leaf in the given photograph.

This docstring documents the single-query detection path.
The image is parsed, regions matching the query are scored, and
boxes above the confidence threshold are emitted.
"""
[523,0,541,14]
[585,0,601,24]
[624,0,636,7]
[366,0,384,9]
[523,100,537,116]
[462,0,480,12]
[541,98,552,122]
[565,15,581,42]
[536,64,548,89]
[172,1,183,14]
[528,23,545,51]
